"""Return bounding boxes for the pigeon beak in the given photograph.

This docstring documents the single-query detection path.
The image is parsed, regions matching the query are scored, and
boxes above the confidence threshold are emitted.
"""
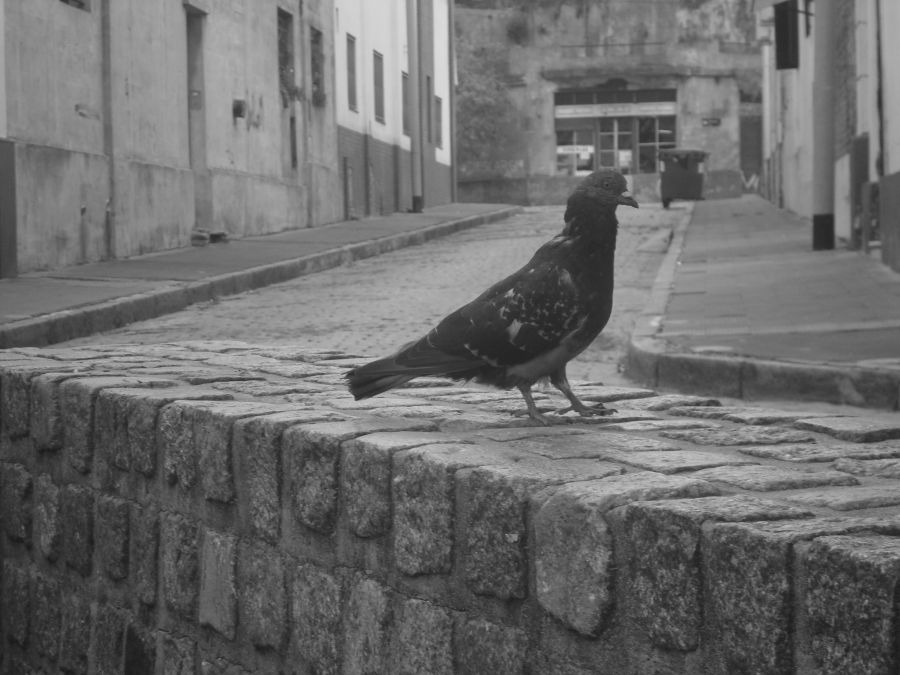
[617,192,639,208]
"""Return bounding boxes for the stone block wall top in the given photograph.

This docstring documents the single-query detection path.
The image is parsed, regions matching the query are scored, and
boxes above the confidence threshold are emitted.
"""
[2,341,900,673]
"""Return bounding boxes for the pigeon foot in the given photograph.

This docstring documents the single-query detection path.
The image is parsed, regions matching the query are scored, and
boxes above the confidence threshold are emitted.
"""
[556,401,617,417]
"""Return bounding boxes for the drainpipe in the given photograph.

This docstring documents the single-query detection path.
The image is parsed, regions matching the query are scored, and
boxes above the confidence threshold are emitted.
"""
[448,0,457,202]
[100,0,117,258]
[407,0,424,212]
[811,0,835,249]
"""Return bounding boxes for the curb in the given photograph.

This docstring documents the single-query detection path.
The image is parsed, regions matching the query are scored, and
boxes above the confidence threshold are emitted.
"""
[623,206,900,411]
[0,206,522,349]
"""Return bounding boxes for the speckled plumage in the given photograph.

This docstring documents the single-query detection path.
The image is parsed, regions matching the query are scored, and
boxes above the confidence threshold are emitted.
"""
[346,170,638,423]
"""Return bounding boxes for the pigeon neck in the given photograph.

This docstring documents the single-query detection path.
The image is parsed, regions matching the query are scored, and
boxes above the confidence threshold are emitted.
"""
[563,213,619,247]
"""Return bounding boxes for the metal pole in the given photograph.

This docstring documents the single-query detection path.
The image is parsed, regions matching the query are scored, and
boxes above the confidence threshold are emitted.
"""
[406,0,424,212]
[811,0,836,250]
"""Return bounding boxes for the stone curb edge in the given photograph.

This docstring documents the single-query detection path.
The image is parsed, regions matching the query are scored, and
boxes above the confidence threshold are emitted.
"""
[624,205,900,411]
[0,206,523,350]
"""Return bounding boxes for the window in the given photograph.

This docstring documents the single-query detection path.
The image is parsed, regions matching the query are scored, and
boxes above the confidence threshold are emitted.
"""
[774,0,799,69]
[425,75,432,142]
[555,115,676,176]
[402,72,410,135]
[637,116,676,172]
[59,0,89,9]
[347,35,357,111]
[278,10,295,109]
[434,96,443,148]
[310,27,326,106]
[373,51,385,124]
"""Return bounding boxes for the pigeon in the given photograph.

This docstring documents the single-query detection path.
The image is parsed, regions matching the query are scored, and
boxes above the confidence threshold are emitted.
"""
[345,169,638,424]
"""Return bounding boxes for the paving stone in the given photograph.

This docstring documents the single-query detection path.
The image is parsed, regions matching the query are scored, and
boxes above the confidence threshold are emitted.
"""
[341,432,463,538]
[494,430,680,460]
[3,560,30,645]
[192,401,298,503]
[722,408,838,425]
[61,484,94,576]
[691,465,858,491]
[161,512,199,619]
[1,462,32,542]
[783,486,900,511]
[329,395,435,410]
[289,563,342,674]
[702,518,899,674]
[618,394,721,410]
[60,376,176,474]
[159,633,196,675]
[463,460,624,600]
[199,529,238,640]
[372,404,468,418]
[96,495,130,580]
[29,372,72,451]
[238,542,286,650]
[738,442,900,462]
[660,425,816,446]
[32,573,61,659]
[343,576,391,675]
[389,598,453,675]
[667,405,749,419]
[794,416,900,443]
[463,426,589,443]
[132,503,159,606]
[209,379,333,396]
[534,472,719,636]
[601,419,720,432]
[91,603,126,674]
[618,495,813,651]
[803,535,900,673]
[288,418,438,535]
[33,474,61,561]
[233,411,323,543]
[567,384,657,403]
[832,457,900,478]
[455,618,527,675]
[599,449,757,474]
[1,368,36,439]
[59,593,91,675]
[392,443,529,576]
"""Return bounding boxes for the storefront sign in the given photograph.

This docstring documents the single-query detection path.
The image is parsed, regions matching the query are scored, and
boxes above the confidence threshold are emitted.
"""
[555,101,678,119]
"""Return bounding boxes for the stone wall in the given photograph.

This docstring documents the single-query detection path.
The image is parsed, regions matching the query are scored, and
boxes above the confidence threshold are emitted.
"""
[2,342,900,673]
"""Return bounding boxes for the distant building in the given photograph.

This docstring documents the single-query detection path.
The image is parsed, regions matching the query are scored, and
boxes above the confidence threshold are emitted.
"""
[454,0,762,205]
[334,0,454,218]
[757,0,900,272]
[0,0,454,277]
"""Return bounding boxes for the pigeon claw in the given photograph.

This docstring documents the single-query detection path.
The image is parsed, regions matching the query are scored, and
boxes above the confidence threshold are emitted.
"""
[556,401,617,417]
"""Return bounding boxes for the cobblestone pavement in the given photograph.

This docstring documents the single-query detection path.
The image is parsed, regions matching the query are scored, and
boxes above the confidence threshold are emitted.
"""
[61,204,689,385]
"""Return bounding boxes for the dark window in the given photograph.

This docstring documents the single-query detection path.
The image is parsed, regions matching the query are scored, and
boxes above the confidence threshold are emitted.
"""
[373,51,385,124]
[278,10,295,109]
[774,0,799,69]
[310,27,326,106]
[347,35,357,111]
[435,96,443,148]
[402,72,410,135]
[59,0,88,10]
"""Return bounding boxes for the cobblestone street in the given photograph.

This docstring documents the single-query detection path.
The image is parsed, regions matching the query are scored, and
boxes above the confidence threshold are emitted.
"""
[62,204,689,385]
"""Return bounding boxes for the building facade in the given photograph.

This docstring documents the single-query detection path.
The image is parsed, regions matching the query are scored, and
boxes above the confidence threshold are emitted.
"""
[757,0,900,271]
[334,0,454,218]
[0,0,455,277]
[454,0,762,205]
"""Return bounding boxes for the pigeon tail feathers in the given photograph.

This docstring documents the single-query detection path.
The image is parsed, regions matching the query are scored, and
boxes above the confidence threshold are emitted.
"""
[345,339,483,400]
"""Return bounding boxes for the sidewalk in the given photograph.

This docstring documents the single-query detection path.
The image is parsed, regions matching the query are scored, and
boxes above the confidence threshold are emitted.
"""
[0,203,520,349]
[627,194,900,410]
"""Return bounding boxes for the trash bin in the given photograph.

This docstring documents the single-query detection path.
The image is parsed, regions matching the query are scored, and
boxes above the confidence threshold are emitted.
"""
[659,149,706,208]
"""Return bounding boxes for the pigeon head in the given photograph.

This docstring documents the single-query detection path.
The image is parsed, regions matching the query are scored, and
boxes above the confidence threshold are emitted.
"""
[563,169,638,227]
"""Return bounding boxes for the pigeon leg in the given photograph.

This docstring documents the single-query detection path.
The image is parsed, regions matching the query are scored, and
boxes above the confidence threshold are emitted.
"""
[514,384,553,426]
[550,369,616,417]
